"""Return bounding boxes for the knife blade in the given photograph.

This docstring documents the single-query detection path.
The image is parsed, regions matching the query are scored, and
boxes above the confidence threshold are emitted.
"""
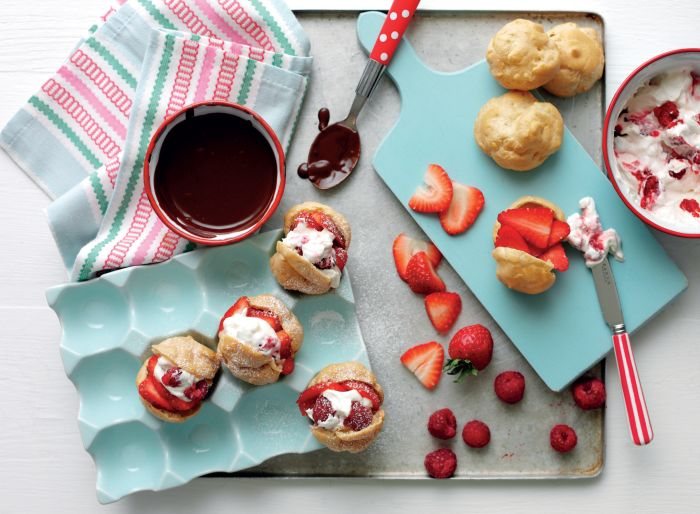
[590,258,624,330]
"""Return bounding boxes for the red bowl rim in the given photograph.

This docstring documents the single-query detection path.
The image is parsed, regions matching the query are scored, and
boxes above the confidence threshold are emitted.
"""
[144,101,286,246]
[603,48,700,239]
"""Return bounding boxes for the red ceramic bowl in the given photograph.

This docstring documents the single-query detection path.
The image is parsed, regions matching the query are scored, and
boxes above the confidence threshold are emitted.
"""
[603,48,700,238]
[144,101,285,246]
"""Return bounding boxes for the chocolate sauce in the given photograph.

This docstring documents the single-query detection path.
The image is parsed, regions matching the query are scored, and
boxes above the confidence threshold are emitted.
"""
[318,107,330,131]
[297,108,360,189]
[154,111,277,239]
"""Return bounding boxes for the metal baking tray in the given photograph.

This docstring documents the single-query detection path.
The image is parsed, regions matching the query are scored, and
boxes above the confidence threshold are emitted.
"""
[225,9,605,479]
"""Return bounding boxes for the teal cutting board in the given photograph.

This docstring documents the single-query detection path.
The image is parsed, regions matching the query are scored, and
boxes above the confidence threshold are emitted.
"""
[357,12,688,391]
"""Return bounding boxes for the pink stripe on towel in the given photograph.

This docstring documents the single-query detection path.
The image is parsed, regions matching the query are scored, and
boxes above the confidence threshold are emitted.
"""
[58,66,127,140]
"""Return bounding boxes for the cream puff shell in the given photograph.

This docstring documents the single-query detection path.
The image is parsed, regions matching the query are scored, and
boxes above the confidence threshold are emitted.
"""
[217,294,303,386]
[306,362,384,454]
[474,91,564,172]
[136,336,218,423]
[486,19,561,90]
[543,23,604,97]
[270,202,351,295]
[492,196,567,295]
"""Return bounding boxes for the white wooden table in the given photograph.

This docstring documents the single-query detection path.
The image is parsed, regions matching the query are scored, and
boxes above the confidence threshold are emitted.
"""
[1,1,699,512]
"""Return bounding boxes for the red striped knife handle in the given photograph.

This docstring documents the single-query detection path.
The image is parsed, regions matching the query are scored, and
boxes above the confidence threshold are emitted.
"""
[612,331,653,445]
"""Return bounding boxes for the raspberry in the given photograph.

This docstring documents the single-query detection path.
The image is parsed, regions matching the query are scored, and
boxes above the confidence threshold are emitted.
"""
[312,395,335,424]
[183,379,209,402]
[653,101,680,128]
[668,168,687,180]
[494,371,525,404]
[550,424,577,453]
[462,420,491,448]
[424,448,457,479]
[681,198,700,217]
[162,367,182,387]
[640,175,660,209]
[344,401,373,431]
[571,376,606,410]
[427,408,457,440]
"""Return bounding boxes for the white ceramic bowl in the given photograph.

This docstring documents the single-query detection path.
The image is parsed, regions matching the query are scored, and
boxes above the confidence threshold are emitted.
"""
[603,48,700,238]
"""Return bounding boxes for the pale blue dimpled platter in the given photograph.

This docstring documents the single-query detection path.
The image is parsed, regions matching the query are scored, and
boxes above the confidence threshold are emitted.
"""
[46,229,370,503]
[357,12,688,391]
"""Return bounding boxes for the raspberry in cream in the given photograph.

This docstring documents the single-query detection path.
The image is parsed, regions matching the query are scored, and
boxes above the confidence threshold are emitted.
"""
[304,389,373,431]
[613,67,700,226]
[567,197,623,267]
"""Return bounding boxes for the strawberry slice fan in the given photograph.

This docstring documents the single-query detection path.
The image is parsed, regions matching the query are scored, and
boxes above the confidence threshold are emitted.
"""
[0,0,312,281]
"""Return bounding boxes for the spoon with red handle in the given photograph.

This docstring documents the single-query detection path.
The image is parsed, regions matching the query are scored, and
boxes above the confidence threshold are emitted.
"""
[297,0,421,189]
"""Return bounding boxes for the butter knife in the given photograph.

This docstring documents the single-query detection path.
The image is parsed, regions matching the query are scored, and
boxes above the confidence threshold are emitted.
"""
[591,258,653,445]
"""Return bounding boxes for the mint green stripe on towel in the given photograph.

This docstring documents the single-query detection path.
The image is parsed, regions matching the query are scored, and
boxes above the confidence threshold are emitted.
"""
[28,96,102,169]
[249,0,295,56]
[236,58,257,104]
[86,38,138,89]
[136,0,178,30]
[77,34,176,280]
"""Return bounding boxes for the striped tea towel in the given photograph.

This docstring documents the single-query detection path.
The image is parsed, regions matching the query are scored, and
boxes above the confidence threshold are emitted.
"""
[0,0,312,280]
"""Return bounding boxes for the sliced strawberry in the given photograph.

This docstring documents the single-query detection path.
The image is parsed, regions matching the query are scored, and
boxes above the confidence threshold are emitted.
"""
[547,220,571,247]
[392,233,442,281]
[340,380,382,411]
[247,307,282,331]
[312,211,347,249]
[406,252,446,295]
[497,207,554,249]
[527,243,545,257]
[400,341,445,390]
[146,355,159,376]
[439,183,484,235]
[291,211,323,231]
[424,292,462,333]
[138,376,174,412]
[281,357,295,376]
[152,378,195,412]
[494,225,530,253]
[277,330,292,359]
[296,382,350,415]
[408,164,453,213]
[335,247,348,271]
[218,296,250,334]
[540,244,569,272]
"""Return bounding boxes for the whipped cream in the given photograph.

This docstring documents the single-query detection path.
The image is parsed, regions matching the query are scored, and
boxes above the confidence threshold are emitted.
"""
[282,222,335,264]
[305,389,373,431]
[613,67,700,226]
[222,310,281,359]
[153,356,198,402]
[567,197,624,267]
[281,222,342,288]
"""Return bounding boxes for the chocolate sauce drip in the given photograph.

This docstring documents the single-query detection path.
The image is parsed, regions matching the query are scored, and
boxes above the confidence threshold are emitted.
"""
[154,112,277,238]
[297,108,360,189]
[318,107,330,130]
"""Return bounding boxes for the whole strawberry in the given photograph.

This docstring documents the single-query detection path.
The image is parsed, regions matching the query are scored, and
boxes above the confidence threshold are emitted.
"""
[443,324,493,382]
